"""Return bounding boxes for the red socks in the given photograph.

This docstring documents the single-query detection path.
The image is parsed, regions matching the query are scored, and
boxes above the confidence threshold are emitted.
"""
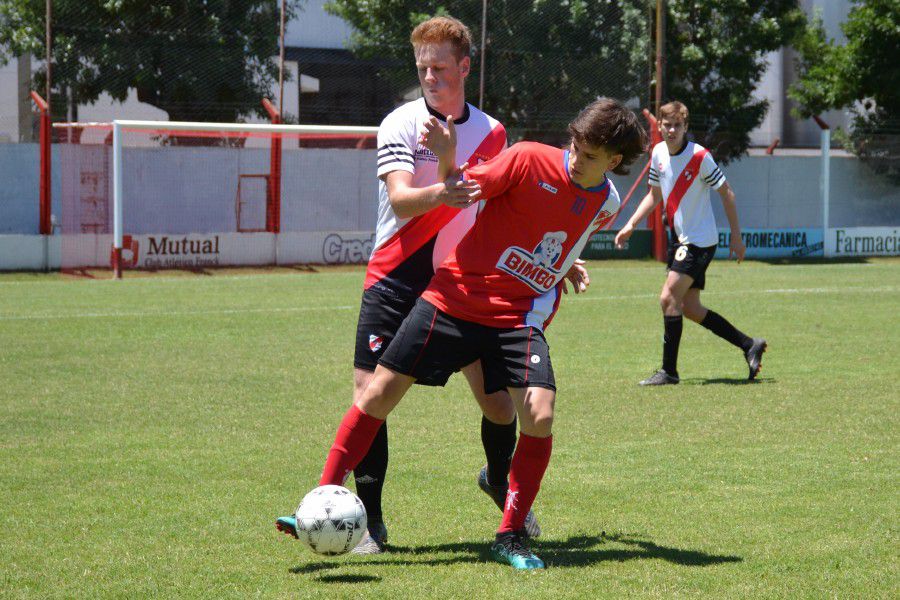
[498,433,552,533]
[320,405,385,486]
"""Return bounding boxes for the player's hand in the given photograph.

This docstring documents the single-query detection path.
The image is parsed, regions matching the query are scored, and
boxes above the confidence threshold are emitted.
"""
[562,259,589,294]
[439,162,481,208]
[419,115,456,160]
[729,234,746,262]
[614,223,634,249]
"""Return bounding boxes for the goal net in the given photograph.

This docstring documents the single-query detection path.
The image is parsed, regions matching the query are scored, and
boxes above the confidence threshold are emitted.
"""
[55,120,378,275]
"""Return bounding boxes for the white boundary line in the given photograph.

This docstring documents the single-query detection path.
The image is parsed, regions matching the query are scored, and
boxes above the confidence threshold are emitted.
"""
[0,305,356,322]
[0,286,895,321]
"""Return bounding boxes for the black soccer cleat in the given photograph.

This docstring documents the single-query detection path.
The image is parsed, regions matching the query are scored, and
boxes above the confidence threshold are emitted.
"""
[745,338,767,380]
[477,466,507,511]
[350,520,388,555]
[638,369,680,386]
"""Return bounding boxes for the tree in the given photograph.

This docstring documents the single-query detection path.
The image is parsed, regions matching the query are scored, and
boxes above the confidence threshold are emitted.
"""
[664,0,807,164]
[326,1,804,162]
[789,0,899,182]
[0,0,301,122]
[326,0,650,143]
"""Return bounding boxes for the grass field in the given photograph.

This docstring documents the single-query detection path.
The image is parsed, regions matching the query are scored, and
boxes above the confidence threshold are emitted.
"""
[1,259,897,598]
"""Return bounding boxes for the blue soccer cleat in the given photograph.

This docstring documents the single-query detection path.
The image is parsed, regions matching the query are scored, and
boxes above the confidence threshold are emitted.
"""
[275,515,298,539]
[491,529,545,570]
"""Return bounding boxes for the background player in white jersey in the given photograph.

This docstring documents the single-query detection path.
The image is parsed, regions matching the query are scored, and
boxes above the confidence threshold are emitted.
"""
[615,101,766,385]
[276,15,552,552]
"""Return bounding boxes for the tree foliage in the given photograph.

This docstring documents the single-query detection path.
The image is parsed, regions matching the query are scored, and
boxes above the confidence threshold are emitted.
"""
[326,0,650,143]
[0,0,301,122]
[789,0,899,182]
[327,1,806,162]
[664,0,806,163]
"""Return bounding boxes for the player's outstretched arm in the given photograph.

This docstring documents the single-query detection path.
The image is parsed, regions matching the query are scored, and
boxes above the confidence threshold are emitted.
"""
[717,182,745,261]
[615,188,662,249]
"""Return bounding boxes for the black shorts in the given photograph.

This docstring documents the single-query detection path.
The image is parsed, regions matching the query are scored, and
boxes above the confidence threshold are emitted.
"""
[667,241,716,289]
[379,298,556,395]
[353,287,456,386]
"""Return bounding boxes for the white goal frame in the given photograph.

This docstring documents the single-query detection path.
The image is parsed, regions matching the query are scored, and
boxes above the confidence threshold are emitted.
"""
[109,119,378,277]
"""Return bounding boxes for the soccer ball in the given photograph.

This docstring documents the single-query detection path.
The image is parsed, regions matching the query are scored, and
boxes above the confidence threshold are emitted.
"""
[295,485,367,555]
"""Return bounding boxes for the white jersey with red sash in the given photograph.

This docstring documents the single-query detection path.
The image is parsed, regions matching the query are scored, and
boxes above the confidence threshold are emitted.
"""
[421,142,621,330]
[648,141,725,247]
[367,99,506,297]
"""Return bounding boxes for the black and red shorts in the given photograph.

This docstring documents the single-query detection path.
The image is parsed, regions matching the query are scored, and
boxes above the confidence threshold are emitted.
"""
[379,298,556,395]
[353,286,456,386]
[667,241,717,290]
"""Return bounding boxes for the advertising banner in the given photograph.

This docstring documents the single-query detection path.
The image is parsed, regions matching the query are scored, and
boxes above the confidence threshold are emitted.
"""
[825,227,900,257]
[715,228,824,259]
[581,230,652,259]
[277,231,375,264]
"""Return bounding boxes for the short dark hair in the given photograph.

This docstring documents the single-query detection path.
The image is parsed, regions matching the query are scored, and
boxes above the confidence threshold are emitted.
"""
[567,98,648,175]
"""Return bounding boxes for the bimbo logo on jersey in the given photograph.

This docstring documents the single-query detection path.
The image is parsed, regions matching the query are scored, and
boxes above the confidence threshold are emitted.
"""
[496,231,568,293]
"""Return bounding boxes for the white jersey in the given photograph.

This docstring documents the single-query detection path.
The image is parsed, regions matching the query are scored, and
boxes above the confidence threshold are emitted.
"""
[648,140,725,248]
[366,99,506,296]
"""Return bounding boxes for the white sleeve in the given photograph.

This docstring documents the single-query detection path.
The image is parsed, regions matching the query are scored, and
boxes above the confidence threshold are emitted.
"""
[376,110,416,178]
[700,152,725,190]
[648,145,661,187]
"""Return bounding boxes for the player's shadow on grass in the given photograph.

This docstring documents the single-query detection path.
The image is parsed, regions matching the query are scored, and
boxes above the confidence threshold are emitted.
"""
[314,574,381,583]
[539,533,742,567]
[290,532,740,574]
[682,376,776,385]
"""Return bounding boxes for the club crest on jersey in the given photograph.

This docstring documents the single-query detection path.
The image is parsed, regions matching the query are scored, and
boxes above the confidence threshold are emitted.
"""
[591,209,614,230]
[368,334,383,352]
[684,170,694,181]
[497,231,568,293]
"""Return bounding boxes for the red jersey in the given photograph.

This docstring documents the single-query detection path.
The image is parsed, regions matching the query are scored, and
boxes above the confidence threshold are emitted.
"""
[421,142,621,329]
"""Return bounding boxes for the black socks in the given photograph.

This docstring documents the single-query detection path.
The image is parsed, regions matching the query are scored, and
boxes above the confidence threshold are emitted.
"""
[481,415,517,488]
[700,310,753,351]
[663,315,683,377]
[353,421,388,523]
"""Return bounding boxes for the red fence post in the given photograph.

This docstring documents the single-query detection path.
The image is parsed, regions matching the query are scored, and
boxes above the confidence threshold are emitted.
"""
[30,91,51,235]
[262,98,282,234]
[642,109,666,262]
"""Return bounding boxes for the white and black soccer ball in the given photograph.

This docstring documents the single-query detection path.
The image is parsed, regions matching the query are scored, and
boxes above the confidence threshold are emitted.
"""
[295,485,367,555]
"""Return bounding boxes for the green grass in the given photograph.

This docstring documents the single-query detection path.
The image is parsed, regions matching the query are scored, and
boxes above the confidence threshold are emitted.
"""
[1,259,897,598]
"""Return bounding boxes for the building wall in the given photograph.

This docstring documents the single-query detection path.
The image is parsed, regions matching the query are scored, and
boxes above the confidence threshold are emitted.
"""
[285,0,354,49]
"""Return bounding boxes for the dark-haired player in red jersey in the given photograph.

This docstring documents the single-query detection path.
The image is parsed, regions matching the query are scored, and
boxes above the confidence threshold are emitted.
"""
[308,97,648,569]
[276,15,544,554]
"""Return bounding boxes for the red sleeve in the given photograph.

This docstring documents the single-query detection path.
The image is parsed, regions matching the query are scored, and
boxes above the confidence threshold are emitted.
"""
[464,142,529,200]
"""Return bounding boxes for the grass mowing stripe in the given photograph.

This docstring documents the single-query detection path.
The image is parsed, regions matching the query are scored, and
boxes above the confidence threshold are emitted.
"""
[1,285,896,321]
[0,304,356,321]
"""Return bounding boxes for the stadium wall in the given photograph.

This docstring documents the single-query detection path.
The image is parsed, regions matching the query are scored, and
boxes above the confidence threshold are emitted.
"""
[0,145,897,269]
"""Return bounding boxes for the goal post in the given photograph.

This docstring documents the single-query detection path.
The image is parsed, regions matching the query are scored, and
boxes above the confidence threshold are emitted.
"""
[55,119,378,277]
